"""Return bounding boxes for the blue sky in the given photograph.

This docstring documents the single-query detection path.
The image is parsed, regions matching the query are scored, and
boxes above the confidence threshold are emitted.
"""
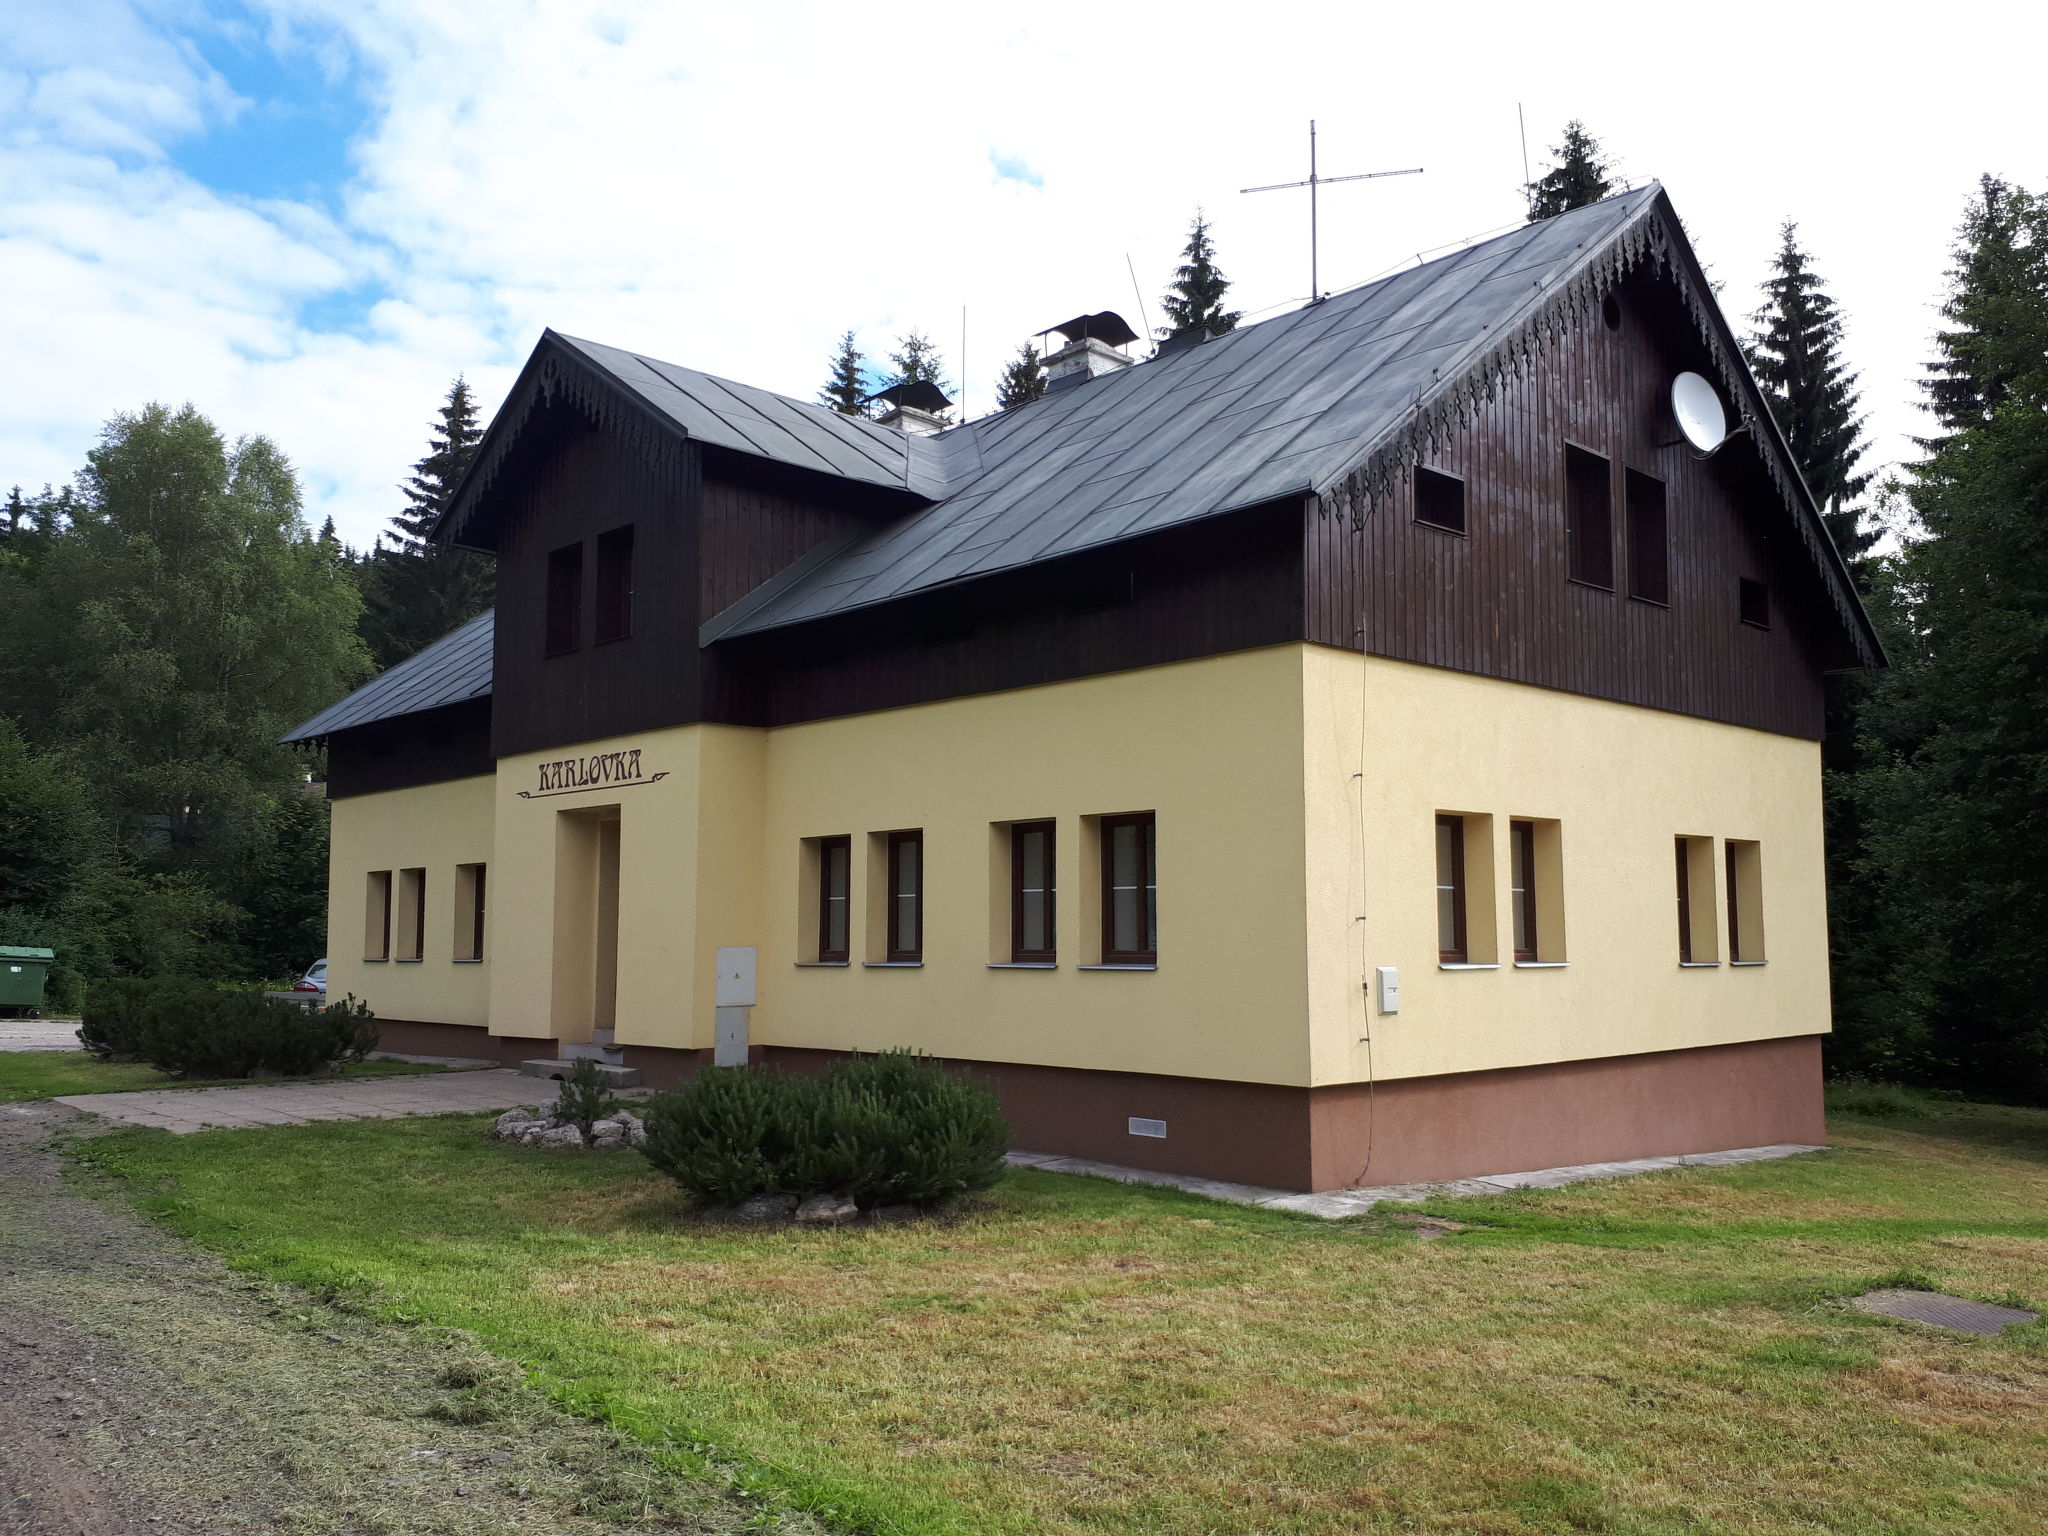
[1,1,2037,547]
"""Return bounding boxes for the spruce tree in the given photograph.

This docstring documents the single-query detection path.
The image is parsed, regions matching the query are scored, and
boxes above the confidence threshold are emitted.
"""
[1921,176,2048,445]
[1746,223,1873,564]
[819,330,869,416]
[1524,121,1615,222]
[1,486,22,548]
[1159,214,1241,338]
[888,331,949,393]
[358,378,493,669]
[995,343,1047,411]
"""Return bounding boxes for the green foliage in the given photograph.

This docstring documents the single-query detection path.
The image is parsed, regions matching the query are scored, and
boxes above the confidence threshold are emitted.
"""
[79,976,377,1078]
[818,330,870,416]
[641,1050,1010,1209]
[1158,213,1241,337]
[553,1057,620,1134]
[1524,120,1614,222]
[1823,1080,1941,1121]
[1747,222,1873,564]
[640,1062,801,1206]
[994,342,1047,411]
[1920,176,2048,446]
[357,378,493,670]
[885,331,950,404]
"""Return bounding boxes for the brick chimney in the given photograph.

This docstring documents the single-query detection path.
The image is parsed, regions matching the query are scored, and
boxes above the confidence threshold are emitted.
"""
[1038,312,1140,393]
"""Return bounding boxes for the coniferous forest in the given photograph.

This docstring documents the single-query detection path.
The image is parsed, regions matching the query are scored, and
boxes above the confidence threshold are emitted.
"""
[3,180,2046,1101]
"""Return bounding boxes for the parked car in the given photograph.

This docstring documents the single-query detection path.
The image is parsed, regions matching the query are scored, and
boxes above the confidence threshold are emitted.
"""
[293,959,328,995]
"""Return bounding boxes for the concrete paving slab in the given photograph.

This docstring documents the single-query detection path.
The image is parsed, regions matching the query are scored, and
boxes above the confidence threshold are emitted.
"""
[54,1068,543,1135]
[0,1019,83,1052]
[1005,1143,1827,1220]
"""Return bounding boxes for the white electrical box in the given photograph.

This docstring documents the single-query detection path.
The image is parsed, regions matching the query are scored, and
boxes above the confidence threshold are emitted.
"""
[714,946,757,1007]
[713,1005,750,1067]
[1376,965,1400,1015]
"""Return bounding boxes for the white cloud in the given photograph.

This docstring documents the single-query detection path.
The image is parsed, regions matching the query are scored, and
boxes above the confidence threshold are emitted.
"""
[3,0,2039,546]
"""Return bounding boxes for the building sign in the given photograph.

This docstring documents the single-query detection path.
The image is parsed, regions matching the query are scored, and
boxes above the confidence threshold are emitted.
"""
[516,748,667,800]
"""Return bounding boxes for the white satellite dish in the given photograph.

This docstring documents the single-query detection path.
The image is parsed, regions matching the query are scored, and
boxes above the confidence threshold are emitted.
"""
[1671,372,1728,453]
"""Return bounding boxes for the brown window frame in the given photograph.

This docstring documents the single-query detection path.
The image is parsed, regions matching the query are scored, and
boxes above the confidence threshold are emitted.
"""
[1010,820,1056,963]
[1413,465,1467,534]
[1676,837,1695,963]
[594,525,634,644]
[885,829,923,963]
[396,866,427,962]
[1625,467,1669,605]
[816,835,851,963]
[1099,812,1157,965]
[365,869,392,961]
[1565,444,1615,590]
[1739,577,1771,629]
[545,542,583,655]
[464,863,487,961]
[1436,814,1469,963]
[1510,818,1538,962]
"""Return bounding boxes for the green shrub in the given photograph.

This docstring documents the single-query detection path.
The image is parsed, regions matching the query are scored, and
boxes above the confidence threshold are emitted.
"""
[641,1050,1009,1211]
[77,976,376,1078]
[1824,1080,1940,1120]
[641,1064,805,1207]
[553,1058,619,1134]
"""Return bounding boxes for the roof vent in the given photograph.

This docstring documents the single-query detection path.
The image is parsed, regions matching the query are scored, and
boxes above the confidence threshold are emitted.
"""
[866,379,953,436]
[1037,311,1139,394]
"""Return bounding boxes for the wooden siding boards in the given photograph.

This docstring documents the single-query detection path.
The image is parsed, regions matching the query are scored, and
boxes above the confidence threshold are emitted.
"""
[1307,273,1829,740]
[490,409,702,760]
[326,698,493,799]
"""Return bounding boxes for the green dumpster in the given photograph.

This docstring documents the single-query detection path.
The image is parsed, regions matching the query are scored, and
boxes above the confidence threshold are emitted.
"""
[0,946,56,1017]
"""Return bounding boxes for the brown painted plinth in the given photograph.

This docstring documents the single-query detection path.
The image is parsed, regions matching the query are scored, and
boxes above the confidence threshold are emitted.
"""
[371,1021,1824,1193]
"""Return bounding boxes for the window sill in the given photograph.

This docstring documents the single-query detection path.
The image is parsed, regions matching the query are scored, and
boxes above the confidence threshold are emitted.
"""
[1730,959,1769,967]
[1413,518,1467,536]
[988,962,1057,969]
[1628,594,1671,610]
[1568,578,1616,595]
[1513,961,1569,969]
[452,957,485,965]
[1079,963,1157,972]
[1438,962,1501,971]
[362,957,389,963]
[794,960,848,968]
[1679,960,1720,968]
[863,961,923,968]
[395,957,423,964]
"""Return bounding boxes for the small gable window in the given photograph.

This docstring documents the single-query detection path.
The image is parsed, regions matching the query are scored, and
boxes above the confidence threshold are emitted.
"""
[595,526,634,644]
[1565,446,1614,589]
[1625,468,1668,605]
[1413,467,1466,534]
[1739,577,1771,629]
[545,543,583,655]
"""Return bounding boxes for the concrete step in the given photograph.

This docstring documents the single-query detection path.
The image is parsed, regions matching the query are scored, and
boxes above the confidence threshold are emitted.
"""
[560,1041,625,1064]
[590,1027,616,1047]
[519,1059,642,1088]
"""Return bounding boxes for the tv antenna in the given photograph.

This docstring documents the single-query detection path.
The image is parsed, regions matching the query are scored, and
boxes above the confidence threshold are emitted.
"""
[1242,121,1421,303]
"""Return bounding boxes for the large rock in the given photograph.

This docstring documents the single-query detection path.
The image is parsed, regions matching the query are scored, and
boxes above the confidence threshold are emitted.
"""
[534,1124,586,1150]
[794,1193,859,1226]
[724,1193,798,1225]
[493,1108,540,1137]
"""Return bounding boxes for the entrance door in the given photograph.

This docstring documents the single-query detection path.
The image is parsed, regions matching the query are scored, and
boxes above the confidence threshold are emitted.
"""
[551,806,622,1038]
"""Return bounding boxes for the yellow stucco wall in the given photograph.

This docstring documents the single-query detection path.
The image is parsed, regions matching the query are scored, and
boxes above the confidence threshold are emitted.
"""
[326,643,1829,1087]
[324,774,495,1029]
[1303,646,1830,1085]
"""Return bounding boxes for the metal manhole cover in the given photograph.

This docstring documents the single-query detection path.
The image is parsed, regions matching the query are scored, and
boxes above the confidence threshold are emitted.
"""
[1851,1288,2039,1336]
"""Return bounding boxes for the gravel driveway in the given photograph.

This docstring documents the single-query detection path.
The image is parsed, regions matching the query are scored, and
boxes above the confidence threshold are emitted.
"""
[0,1099,815,1535]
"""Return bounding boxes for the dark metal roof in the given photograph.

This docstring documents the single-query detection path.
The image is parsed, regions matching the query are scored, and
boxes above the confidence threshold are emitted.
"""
[280,610,493,744]
[717,186,1673,638]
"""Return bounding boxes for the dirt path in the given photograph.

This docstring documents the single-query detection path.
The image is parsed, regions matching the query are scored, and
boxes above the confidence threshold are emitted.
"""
[0,1101,819,1536]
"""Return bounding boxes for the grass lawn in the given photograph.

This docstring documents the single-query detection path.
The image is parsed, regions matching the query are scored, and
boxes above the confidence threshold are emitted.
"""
[1,1050,449,1103]
[76,1092,2048,1536]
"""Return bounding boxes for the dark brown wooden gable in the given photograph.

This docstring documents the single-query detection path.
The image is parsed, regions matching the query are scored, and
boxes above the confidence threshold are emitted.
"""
[489,402,701,760]
[1307,267,1834,740]
[697,447,901,623]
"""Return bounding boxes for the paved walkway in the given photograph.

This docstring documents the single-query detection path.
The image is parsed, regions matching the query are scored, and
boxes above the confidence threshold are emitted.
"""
[54,1068,545,1134]
[1006,1142,1827,1219]
[0,1019,83,1052]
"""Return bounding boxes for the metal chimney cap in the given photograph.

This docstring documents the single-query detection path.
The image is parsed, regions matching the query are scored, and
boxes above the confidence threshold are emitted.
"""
[1038,311,1140,349]
[864,379,953,413]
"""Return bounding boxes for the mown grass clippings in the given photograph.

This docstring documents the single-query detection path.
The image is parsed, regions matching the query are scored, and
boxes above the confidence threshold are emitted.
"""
[0,1048,449,1103]
[75,1104,2048,1536]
